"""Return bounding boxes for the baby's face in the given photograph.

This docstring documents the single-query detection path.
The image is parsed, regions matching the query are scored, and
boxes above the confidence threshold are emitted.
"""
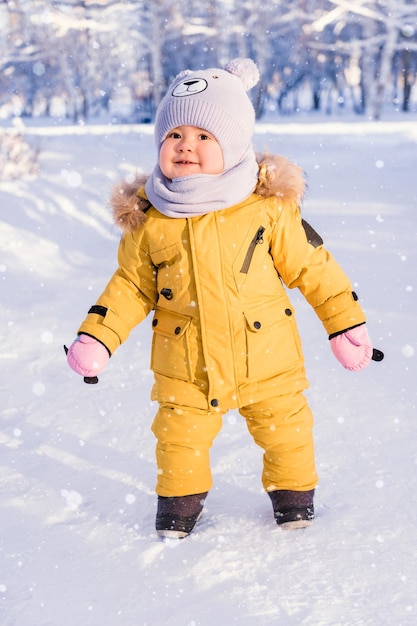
[159,125,224,179]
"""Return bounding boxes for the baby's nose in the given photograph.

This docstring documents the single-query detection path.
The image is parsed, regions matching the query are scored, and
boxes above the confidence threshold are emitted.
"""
[178,139,193,151]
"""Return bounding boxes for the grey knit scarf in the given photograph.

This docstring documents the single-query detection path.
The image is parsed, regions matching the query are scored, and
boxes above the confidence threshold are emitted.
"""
[144,149,259,218]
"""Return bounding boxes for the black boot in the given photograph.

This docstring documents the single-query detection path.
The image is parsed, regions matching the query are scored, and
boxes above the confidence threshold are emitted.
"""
[155,492,208,539]
[268,489,315,529]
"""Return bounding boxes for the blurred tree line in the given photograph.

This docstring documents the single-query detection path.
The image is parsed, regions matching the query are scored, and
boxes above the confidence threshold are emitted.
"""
[1,0,416,122]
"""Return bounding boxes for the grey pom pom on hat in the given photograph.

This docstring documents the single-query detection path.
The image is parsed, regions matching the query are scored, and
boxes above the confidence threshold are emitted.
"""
[154,58,260,170]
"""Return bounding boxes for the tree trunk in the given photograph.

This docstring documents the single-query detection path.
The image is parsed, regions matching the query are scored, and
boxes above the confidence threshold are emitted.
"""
[148,2,165,115]
[402,49,412,112]
[372,1,398,120]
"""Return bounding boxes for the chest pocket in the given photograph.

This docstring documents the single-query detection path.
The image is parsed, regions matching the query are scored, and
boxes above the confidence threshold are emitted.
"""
[149,243,182,296]
[150,308,194,382]
[232,224,269,292]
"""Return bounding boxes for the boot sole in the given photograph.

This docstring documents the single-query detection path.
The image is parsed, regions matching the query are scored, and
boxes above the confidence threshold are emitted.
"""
[278,518,314,530]
[156,511,203,539]
[157,529,190,539]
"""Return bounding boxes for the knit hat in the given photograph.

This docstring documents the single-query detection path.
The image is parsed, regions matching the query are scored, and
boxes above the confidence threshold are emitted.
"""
[154,58,260,170]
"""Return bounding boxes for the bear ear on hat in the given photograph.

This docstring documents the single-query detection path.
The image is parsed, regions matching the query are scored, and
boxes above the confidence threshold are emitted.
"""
[224,58,260,91]
[174,69,193,80]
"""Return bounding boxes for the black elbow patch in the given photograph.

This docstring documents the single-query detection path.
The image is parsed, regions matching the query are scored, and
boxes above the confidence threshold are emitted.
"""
[88,305,108,317]
[302,219,323,248]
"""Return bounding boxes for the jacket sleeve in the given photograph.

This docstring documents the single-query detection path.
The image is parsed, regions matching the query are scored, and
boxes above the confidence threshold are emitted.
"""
[77,231,157,354]
[270,200,366,336]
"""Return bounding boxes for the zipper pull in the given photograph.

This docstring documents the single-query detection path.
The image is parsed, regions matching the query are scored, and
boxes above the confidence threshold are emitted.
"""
[240,226,266,274]
[255,226,265,244]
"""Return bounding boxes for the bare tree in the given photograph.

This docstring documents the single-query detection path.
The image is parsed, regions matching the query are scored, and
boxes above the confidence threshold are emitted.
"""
[0,0,416,121]
[308,0,417,118]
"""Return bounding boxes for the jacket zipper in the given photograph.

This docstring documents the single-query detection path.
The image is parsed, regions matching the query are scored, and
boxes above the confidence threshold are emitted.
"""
[240,226,265,274]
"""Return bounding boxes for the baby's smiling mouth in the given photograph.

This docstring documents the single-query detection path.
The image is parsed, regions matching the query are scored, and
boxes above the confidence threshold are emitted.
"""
[176,160,197,165]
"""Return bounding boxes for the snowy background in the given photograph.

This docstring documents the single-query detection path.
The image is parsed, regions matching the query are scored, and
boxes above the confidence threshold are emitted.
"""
[1,115,417,625]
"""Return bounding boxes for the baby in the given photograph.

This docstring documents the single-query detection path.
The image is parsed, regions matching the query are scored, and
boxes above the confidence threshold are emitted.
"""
[66,58,383,539]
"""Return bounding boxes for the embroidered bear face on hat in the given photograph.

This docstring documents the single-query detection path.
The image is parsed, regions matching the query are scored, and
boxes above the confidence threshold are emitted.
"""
[154,58,260,171]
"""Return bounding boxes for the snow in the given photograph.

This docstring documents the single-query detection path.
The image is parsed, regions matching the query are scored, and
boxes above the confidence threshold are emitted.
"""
[1,115,417,625]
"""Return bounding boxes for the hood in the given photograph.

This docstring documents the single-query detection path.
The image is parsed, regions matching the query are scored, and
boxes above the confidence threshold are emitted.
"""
[110,153,306,234]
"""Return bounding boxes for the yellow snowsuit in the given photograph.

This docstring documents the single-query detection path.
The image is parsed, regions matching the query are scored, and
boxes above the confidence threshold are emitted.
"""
[78,156,366,496]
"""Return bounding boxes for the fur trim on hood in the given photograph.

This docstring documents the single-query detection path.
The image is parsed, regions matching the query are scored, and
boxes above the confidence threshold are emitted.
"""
[110,154,306,234]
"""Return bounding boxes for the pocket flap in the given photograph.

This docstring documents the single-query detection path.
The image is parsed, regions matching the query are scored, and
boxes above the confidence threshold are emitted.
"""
[244,301,293,332]
[152,308,191,338]
[150,243,180,267]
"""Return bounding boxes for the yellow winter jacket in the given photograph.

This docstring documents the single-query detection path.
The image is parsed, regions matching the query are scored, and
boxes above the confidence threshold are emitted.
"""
[78,155,366,410]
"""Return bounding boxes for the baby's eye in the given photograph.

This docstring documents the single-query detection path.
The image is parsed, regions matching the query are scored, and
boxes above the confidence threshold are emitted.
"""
[167,131,181,139]
[199,133,211,140]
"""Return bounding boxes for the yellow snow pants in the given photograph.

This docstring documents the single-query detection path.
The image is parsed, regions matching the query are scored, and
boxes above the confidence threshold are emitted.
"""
[152,391,318,497]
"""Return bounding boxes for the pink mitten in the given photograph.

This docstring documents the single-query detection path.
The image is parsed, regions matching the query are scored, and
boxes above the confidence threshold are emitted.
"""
[330,324,373,371]
[67,334,110,377]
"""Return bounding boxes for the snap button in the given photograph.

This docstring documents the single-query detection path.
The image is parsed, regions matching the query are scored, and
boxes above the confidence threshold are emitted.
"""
[285,308,292,316]
[210,399,219,407]
[161,288,173,300]
[254,321,261,329]
[174,326,181,335]
[152,319,158,327]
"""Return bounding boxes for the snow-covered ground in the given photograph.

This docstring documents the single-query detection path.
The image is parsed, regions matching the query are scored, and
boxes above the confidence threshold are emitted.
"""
[1,115,417,625]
